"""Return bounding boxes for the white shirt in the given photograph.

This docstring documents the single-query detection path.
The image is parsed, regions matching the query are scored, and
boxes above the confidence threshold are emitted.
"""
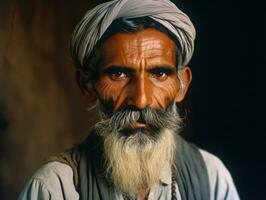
[18,149,240,200]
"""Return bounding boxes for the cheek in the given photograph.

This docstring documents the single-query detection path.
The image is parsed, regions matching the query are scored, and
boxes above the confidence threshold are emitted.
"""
[152,78,180,107]
[94,77,126,104]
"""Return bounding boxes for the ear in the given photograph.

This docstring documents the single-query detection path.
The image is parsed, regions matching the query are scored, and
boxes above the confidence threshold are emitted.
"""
[76,69,97,103]
[175,66,192,102]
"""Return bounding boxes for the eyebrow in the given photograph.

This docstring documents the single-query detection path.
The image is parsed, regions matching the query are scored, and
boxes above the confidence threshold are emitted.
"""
[147,65,176,74]
[102,64,176,74]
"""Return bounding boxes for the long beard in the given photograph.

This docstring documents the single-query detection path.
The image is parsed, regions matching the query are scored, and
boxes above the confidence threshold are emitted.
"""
[94,103,182,198]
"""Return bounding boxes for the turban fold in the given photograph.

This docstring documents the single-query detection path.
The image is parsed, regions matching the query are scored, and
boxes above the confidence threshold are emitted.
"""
[71,0,196,68]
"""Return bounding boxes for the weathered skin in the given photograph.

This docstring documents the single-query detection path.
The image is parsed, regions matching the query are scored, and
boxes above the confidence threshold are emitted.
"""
[77,28,192,128]
[95,28,191,109]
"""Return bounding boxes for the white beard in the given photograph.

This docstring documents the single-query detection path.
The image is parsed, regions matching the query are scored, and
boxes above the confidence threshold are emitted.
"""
[101,128,176,198]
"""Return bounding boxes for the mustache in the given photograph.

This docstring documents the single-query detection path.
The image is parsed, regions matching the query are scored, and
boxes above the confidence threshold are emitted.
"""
[95,103,182,134]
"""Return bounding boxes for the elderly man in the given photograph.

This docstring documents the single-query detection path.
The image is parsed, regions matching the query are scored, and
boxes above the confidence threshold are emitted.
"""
[19,0,239,199]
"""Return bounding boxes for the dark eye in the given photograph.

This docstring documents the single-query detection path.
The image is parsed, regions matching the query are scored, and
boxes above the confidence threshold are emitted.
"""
[109,71,128,80]
[151,70,169,81]
[150,67,175,81]
[103,66,133,81]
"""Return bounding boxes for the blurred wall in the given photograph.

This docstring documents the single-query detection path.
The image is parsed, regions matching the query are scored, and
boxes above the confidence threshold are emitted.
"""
[0,1,100,199]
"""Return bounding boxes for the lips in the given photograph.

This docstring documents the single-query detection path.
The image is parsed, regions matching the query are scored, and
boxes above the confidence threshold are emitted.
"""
[131,122,147,129]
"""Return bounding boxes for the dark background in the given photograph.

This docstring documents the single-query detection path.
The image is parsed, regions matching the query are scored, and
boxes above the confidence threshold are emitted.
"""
[180,1,266,199]
[0,0,265,199]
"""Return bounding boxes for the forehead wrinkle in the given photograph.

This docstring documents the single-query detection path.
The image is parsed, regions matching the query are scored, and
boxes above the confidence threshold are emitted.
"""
[137,39,167,54]
[121,45,173,64]
[137,37,164,48]
[100,28,176,70]
[122,34,171,54]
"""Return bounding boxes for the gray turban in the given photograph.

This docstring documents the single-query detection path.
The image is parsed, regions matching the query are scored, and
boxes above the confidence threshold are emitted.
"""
[71,0,196,69]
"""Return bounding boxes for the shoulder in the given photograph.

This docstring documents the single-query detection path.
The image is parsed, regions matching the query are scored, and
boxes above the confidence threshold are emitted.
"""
[33,161,73,181]
[199,149,240,200]
[18,162,79,200]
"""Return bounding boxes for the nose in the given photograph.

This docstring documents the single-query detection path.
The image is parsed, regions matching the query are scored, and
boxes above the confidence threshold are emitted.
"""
[126,76,152,109]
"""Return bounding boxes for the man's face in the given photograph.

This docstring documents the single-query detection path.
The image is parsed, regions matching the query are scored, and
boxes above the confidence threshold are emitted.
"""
[86,29,191,196]
[94,28,182,123]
